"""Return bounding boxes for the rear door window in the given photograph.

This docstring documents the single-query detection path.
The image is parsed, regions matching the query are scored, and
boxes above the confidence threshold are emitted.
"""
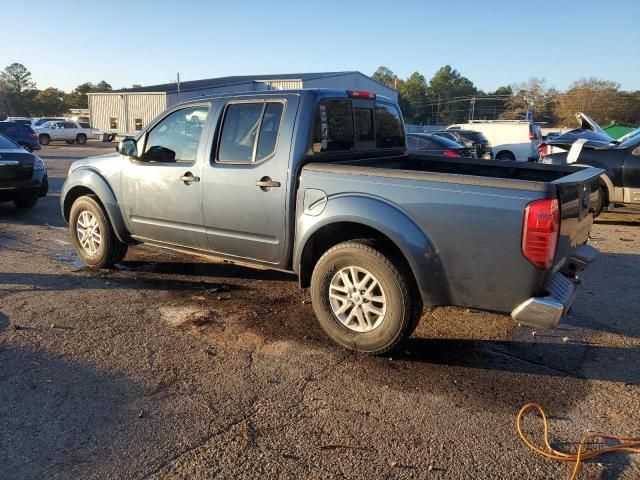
[218,101,284,163]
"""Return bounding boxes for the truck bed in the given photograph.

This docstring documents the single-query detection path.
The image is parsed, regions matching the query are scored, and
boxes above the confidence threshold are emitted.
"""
[306,153,595,192]
[300,153,603,313]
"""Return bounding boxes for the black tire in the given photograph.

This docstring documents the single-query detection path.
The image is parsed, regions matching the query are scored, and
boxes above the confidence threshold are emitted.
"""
[13,196,38,209]
[310,240,422,355]
[39,134,50,146]
[496,151,515,161]
[76,134,87,145]
[69,195,128,268]
[18,142,33,153]
[65,140,76,144]
[593,185,608,218]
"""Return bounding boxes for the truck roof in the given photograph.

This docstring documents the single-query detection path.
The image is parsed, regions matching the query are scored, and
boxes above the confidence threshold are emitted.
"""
[171,88,396,108]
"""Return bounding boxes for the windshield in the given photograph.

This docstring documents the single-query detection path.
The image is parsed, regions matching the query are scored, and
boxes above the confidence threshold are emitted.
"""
[0,133,20,149]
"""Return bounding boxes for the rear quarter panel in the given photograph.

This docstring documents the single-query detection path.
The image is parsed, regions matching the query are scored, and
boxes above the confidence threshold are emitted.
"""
[296,168,550,313]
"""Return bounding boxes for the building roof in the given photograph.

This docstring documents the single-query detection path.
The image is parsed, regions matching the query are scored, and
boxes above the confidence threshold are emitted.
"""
[111,71,360,94]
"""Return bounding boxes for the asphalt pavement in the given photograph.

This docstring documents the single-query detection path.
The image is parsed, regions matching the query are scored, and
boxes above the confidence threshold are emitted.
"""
[1,142,638,479]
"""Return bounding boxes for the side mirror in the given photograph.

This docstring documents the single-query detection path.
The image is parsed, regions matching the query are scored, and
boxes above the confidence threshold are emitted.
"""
[117,138,138,158]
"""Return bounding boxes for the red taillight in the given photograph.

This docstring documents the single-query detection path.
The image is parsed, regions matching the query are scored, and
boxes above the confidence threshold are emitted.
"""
[28,131,37,139]
[522,198,560,270]
[347,90,376,99]
[443,150,460,157]
[538,142,548,158]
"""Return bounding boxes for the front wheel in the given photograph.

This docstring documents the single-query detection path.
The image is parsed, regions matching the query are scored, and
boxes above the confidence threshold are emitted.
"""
[310,240,422,355]
[76,134,87,145]
[39,135,50,146]
[69,195,128,268]
[593,185,608,218]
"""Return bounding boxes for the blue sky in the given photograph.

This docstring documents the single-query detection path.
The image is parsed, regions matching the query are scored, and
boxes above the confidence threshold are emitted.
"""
[4,0,639,93]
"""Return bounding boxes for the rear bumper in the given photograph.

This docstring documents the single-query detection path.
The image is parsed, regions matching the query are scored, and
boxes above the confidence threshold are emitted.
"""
[511,244,598,329]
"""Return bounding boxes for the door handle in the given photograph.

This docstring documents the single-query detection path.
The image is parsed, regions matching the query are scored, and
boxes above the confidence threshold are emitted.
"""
[255,177,281,190]
[180,172,200,184]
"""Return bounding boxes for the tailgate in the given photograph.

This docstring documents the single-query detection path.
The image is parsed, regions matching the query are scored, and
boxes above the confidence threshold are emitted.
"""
[551,166,603,266]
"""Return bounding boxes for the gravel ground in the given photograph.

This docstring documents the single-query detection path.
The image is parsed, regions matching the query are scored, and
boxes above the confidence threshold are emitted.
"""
[1,143,638,479]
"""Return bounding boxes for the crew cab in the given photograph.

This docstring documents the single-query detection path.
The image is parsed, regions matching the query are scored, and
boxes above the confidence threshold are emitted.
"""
[35,121,93,145]
[61,89,602,354]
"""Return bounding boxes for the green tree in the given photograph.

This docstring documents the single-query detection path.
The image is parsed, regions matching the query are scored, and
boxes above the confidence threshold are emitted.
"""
[66,81,112,108]
[399,72,428,123]
[372,66,399,89]
[33,88,68,116]
[0,63,36,115]
[427,65,478,124]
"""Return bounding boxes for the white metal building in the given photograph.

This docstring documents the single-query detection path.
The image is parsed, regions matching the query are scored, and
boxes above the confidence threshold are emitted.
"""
[87,71,397,135]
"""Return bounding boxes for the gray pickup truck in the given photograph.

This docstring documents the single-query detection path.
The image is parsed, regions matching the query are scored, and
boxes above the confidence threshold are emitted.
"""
[61,89,602,354]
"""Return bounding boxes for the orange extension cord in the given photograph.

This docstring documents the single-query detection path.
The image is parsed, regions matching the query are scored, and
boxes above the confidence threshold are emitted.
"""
[517,403,640,479]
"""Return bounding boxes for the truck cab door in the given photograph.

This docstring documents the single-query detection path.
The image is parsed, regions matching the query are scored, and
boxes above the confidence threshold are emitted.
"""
[202,94,299,266]
[121,104,211,249]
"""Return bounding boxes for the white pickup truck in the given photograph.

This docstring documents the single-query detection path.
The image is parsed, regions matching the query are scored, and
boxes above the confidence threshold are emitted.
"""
[35,121,95,146]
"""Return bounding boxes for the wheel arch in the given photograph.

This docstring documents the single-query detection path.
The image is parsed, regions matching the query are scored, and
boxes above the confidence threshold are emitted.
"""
[495,149,515,160]
[62,168,133,244]
[294,195,450,307]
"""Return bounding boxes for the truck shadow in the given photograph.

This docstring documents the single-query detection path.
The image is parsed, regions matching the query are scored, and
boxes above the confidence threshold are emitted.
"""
[0,346,140,479]
[397,337,639,385]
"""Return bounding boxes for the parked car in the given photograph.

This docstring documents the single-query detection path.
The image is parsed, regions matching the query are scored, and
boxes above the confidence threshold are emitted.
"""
[406,133,474,157]
[433,129,492,159]
[32,117,65,128]
[0,133,48,209]
[0,121,40,152]
[35,121,93,145]
[540,115,640,216]
[61,89,601,354]
[447,120,542,162]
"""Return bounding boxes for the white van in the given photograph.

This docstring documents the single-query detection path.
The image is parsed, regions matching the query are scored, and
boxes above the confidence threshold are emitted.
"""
[447,120,542,162]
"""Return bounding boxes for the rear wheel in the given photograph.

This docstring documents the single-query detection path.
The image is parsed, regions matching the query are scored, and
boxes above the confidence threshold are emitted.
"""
[69,195,128,268]
[14,196,38,209]
[76,134,87,145]
[39,134,50,146]
[496,151,515,161]
[18,142,33,153]
[310,240,422,355]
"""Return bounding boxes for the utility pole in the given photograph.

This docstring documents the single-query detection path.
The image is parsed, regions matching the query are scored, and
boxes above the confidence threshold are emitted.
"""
[176,72,181,100]
[469,96,476,121]
[436,94,441,125]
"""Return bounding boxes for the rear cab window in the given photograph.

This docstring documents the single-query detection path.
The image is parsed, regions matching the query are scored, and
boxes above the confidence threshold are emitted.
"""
[312,98,404,154]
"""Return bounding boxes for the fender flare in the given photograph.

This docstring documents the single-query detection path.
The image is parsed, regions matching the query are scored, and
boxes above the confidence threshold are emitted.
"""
[294,193,450,307]
[61,167,132,244]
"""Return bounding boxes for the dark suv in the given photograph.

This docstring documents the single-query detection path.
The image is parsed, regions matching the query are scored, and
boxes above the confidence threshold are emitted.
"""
[434,129,492,159]
[0,121,40,152]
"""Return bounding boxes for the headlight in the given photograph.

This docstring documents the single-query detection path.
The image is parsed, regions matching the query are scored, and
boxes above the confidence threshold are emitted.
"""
[33,156,45,171]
